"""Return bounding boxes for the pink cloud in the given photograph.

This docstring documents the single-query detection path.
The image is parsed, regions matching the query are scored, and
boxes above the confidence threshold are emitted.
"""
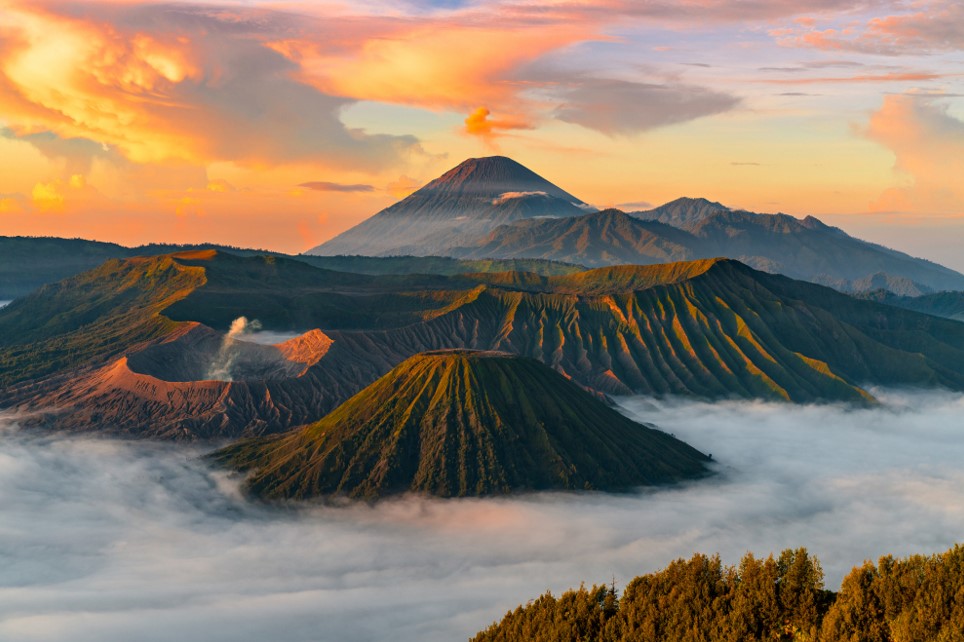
[773,1,964,54]
[865,95,964,215]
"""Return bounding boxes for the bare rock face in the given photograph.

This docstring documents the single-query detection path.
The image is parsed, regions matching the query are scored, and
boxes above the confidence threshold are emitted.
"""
[8,325,346,440]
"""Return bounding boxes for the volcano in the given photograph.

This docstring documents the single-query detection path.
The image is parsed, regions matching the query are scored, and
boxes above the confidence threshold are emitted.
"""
[210,350,710,500]
[308,156,592,256]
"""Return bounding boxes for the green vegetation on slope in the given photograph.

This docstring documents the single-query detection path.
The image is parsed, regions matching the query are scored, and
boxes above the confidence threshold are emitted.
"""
[473,544,964,642]
[0,254,205,386]
[0,235,584,301]
[4,253,964,439]
[210,350,709,500]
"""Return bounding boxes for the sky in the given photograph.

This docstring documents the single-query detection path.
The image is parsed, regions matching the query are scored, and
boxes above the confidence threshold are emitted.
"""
[0,0,963,269]
[2,389,964,641]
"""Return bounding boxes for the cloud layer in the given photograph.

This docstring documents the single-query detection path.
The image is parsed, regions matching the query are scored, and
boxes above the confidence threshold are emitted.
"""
[2,388,963,641]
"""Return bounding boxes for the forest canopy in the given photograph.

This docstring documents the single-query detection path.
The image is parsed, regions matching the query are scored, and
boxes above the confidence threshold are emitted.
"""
[472,543,964,642]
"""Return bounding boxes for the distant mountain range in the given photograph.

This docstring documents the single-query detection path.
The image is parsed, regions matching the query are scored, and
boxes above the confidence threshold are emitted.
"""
[211,350,710,500]
[857,289,964,322]
[3,251,962,439]
[309,158,964,296]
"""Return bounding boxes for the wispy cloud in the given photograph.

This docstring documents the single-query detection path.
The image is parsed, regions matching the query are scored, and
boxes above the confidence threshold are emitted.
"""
[298,181,375,193]
[764,71,945,85]
[772,1,964,55]
[551,77,740,135]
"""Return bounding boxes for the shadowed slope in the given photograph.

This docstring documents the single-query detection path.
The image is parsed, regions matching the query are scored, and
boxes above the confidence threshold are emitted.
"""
[860,289,964,322]
[454,203,964,294]
[460,209,698,267]
[210,350,710,500]
[0,253,207,386]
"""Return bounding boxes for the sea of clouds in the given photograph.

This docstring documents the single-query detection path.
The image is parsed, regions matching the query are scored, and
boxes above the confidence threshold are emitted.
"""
[1,388,963,641]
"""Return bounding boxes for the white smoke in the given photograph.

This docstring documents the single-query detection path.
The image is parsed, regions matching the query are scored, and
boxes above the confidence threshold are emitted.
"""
[0,389,963,641]
[240,331,303,346]
[205,316,262,381]
[491,190,548,205]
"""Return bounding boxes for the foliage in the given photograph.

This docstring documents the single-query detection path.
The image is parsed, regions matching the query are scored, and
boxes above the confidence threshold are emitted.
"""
[473,545,964,642]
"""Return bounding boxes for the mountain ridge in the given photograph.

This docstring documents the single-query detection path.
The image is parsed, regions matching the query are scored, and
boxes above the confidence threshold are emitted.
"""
[308,155,964,295]
[455,205,964,294]
[3,252,963,439]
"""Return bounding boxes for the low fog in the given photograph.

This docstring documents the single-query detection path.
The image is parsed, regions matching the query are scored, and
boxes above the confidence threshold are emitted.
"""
[2,389,963,641]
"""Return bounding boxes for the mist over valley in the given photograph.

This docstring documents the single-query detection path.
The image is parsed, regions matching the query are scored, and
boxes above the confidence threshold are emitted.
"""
[2,389,963,641]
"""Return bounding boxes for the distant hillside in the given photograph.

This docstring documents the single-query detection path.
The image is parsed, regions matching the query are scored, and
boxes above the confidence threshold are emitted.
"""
[3,252,963,439]
[0,236,582,300]
[294,254,584,277]
[631,196,730,228]
[858,289,964,322]
[0,237,133,300]
[455,204,964,294]
[308,156,592,256]
[457,209,698,267]
[210,350,710,500]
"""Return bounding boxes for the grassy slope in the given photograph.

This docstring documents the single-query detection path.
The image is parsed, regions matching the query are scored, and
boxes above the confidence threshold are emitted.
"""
[0,254,206,386]
[0,236,583,300]
[332,259,964,403]
[211,351,709,500]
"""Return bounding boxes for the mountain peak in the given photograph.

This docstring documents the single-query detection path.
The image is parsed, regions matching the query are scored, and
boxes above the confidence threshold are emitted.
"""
[421,156,584,203]
[664,196,727,209]
[308,156,589,256]
[633,197,730,229]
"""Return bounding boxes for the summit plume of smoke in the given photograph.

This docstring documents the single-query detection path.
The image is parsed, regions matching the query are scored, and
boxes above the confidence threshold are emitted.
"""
[205,316,262,381]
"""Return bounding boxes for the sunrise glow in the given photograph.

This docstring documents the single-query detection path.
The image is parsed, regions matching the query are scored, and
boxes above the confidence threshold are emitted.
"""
[1,0,962,268]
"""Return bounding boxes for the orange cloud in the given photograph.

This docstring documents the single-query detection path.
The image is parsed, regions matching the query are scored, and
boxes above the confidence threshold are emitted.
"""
[0,197,24,214]
[276,21,600,113]
[387,176,420,199]
[765,72,944,85]
[464,107,532,142]
[1,6,202,163]
[206,179,236,193]
[0,3,419,169]
[865,95,964,215]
